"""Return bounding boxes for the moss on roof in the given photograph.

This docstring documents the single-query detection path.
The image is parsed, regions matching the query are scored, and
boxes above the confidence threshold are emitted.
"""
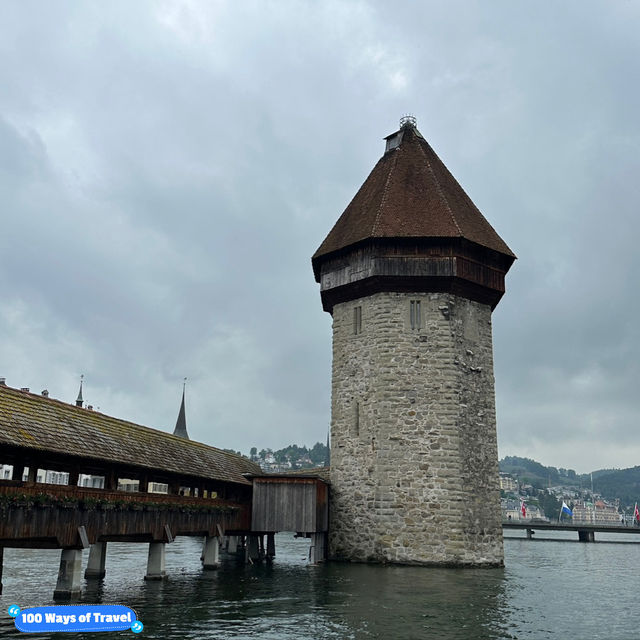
[0,385,260,485]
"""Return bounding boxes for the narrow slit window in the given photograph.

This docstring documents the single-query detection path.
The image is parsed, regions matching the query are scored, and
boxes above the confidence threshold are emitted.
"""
[353,306,362,335]
[410,300,421,330]
[354,401,360,436]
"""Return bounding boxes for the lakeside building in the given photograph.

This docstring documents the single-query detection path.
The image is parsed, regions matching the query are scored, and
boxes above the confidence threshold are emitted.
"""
[502,499,546,521]
[572,500,620,524]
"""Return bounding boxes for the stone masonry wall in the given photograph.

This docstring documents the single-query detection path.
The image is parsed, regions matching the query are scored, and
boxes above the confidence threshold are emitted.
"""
[329,291,504,566]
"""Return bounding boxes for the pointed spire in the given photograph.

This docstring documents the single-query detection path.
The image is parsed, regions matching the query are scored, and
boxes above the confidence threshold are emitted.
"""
[75,375,84,408]
[325,429,331,468]
[173,378,189,440]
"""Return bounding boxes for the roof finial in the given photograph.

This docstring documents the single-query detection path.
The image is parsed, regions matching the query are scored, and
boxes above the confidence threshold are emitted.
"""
[400,114,417,129]
[173,378,189,440]
[76,374,84,408]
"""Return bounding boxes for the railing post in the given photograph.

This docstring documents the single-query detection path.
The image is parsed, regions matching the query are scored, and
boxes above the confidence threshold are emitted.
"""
[104,470,117,491]
[11,463,24,481]
[68,470,79,487]
[26,464,37,484]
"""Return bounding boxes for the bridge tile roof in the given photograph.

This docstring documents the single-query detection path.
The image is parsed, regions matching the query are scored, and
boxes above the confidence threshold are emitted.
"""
[0,385,259,485]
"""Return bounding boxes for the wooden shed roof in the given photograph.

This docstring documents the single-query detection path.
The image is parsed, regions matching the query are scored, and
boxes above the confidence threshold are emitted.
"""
[313,122,515,269]
[0,384,259,485]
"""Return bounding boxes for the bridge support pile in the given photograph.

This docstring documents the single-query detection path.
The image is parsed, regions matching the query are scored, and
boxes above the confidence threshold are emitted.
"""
[53,549,83,600]
[202,536,220,570]
[84,541,107,579]
[145,542,167,580]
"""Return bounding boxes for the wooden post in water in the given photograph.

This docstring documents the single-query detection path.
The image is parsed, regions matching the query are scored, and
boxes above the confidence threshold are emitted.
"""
[144,543,167,580]
[202,536,220,570]
[246,536,260,563]
[53,549,83,600]
[266,533,276,560]
[227,536,239,554]
[84,542,107,580]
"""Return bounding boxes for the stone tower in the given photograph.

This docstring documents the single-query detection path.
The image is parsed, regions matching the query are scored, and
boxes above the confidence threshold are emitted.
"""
[312,117,515,566]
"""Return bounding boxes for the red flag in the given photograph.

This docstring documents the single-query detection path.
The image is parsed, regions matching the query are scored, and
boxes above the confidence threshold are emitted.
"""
[634,503,639,523]
[521,501,527,518]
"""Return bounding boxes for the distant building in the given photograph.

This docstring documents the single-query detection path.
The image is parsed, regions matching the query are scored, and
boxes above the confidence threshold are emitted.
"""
[502,499,545,521]
[499,474,518,492]
[572,500,619,524]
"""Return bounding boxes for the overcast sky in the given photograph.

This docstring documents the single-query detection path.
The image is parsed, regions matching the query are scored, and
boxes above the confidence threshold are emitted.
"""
[1,1,638,473]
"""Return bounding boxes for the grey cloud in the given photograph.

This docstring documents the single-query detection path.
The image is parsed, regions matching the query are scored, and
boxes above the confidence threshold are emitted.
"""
[1,1,639,467]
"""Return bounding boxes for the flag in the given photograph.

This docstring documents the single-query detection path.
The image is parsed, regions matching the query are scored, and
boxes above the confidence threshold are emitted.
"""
[561,501,573,517]
[521,501,526,518]
[634,503,639,523]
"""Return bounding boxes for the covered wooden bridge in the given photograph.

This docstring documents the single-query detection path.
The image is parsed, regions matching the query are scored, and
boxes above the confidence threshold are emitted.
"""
[0,382,329,598]
[0,382,266,597]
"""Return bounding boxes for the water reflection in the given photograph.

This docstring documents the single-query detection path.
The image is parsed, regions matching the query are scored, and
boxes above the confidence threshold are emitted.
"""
[315,563,511,639]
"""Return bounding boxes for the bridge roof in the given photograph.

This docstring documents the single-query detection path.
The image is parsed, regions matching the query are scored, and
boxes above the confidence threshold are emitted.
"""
[0,384,260,485]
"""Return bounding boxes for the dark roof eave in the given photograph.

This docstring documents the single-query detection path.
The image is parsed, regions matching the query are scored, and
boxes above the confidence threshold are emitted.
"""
[312,236,517,282]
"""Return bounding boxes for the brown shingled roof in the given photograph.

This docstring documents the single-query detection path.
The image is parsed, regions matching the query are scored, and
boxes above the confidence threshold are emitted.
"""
[0,384,260,485]
[313,124,515,261]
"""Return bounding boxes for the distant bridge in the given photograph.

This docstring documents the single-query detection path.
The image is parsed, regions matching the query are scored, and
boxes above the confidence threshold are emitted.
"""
[503,521,640,542]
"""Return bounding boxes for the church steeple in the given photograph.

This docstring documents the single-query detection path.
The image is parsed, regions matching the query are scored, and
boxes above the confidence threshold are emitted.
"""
[173,379,189,440]
[75,375,84,408]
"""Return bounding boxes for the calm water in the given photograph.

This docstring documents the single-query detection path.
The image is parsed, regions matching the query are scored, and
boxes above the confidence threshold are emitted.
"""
[2,532,639,639]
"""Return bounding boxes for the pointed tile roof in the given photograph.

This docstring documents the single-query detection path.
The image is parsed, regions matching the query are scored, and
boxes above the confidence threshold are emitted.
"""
[313,122,514,265]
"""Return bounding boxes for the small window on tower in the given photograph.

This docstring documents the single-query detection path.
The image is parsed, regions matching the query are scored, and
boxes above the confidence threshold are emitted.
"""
[410,300,421,330]
[353,401,360,436]
[353,306,363,335]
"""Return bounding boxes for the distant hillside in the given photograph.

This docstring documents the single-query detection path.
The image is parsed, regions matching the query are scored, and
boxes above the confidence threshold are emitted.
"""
[499,456,578,487]
[592,467,640,505]
[499,456,640,507]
